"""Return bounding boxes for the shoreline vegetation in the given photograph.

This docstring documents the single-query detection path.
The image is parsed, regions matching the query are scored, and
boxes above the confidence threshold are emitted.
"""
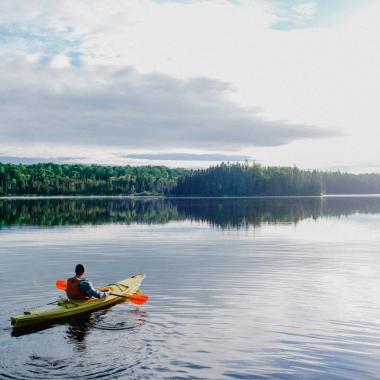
[1,162,380,197]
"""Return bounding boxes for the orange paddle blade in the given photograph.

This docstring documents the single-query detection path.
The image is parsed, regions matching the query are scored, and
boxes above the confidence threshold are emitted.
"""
[56,279,67,291]
[127,294,149,303]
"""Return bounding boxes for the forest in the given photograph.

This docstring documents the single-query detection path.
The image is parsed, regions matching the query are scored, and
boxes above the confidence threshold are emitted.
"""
[170,163,323,196]
[1,162,380,196]
[170,163,380,196]
[0,163,185,196]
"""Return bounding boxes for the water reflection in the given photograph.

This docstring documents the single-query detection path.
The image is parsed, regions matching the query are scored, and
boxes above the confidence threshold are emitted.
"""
[0,198,181,227]
[1,196,380,229]
[2,197,380,379]
[65,312,98,352]
[12,306,147,342]
[7,308,148,379]
[10,311,100,340]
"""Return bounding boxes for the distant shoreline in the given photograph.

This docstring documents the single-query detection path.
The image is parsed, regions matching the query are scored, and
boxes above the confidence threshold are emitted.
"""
[2,162,380,198]
[2,194,380,200]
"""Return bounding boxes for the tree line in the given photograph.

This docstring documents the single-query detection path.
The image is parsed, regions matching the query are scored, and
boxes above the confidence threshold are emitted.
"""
[0,163,185,196]
[1,162,380,196]
[169,163,380,196]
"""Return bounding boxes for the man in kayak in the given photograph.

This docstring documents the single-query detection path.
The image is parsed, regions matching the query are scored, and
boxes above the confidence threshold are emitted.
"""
[66,264,109,300]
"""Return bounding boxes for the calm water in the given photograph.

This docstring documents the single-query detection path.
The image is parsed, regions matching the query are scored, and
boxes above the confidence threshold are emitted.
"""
[1,197,380,379]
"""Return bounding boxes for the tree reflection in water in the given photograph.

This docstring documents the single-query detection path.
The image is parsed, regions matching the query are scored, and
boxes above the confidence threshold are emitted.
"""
[2,196,380,230]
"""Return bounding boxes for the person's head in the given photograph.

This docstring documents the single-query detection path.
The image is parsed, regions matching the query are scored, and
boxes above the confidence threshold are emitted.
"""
[75,263,85,277]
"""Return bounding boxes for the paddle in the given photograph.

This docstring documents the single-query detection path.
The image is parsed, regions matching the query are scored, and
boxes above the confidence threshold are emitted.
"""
[55,280,148,305]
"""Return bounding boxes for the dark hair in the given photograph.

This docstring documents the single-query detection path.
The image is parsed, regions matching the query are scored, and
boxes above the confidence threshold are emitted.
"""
[75,264,85,276]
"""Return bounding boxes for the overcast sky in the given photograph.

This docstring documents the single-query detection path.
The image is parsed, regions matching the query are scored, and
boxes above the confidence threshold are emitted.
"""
[0,0,379,172]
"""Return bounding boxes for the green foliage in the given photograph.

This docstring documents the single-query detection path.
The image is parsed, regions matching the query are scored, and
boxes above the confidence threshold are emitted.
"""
[170,163,380,196]
[170,162,323,196]
[1,161,380,197]
[0,163,186,196]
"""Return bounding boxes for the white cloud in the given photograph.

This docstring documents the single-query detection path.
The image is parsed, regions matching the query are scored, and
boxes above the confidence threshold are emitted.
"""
[293,2,317,17]
[0,60,333,156]
[0,1,379,171]
[50,54,71,68]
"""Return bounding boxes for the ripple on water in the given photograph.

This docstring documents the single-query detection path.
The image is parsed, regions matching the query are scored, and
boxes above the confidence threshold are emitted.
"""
[1,306,158,380]
[3,200,380,379]
[92,308,148,331]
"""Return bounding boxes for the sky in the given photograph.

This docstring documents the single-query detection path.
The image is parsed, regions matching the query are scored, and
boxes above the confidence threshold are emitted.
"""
[0,0,379,172]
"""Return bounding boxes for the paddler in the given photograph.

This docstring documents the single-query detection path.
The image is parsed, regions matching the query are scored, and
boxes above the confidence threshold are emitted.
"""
[66,264,109,300]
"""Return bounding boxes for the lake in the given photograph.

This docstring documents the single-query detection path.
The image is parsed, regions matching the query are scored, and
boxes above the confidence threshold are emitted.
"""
[1,197,380,379]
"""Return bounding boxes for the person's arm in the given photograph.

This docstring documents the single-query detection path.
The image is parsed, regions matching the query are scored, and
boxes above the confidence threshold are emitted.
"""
[79,279,108,299]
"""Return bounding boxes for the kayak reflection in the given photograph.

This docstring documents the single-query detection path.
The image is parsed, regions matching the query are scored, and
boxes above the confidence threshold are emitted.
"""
[12,306,147,342]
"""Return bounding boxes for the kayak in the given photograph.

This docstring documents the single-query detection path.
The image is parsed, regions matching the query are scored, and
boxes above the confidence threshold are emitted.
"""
[11,273,145,329]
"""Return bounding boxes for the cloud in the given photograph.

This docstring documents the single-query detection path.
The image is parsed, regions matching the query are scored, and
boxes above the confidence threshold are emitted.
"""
[0,0,377,171]
[0,60,335,153]
[270,0,366,30]
[124,153,250,162]
[293,2,317,17]
[0,156,82,165]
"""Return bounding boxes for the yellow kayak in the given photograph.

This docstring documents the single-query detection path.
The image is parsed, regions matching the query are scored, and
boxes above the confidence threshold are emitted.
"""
[11,273,145,329]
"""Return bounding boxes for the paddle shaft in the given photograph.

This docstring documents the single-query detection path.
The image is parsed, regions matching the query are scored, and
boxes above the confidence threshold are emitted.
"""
[110,292,131,299]
[108,292,147,304]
